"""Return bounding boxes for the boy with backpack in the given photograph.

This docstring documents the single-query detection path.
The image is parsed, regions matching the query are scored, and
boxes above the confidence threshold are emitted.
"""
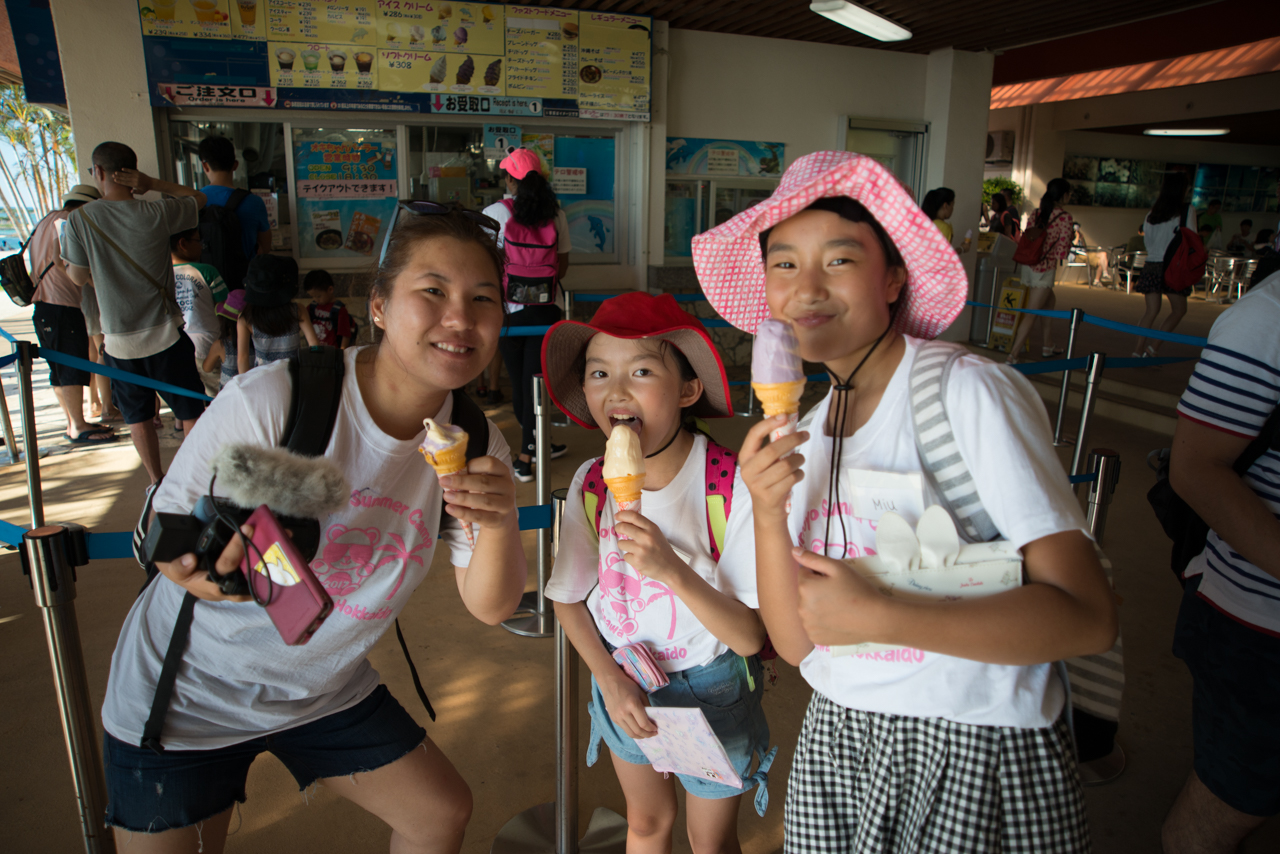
[197,136,271,289]
[304,269,356,348]
[171,227,228,396]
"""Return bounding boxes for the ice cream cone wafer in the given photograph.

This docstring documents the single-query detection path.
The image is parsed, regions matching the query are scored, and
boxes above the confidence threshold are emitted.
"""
[605,474,645,508]
[420,441,468,475]
[752,380,805,417]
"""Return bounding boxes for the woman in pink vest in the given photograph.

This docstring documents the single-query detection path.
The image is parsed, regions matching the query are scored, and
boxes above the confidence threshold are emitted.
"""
[483,148,572,482]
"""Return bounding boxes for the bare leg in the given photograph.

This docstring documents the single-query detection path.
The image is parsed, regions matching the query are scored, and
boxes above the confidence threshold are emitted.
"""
[611,750,678,854]
[1150,293,1189,355]
[129,421,164,485]
[111,806,233,853]
[1041,288,1057,351]
[324,737,472,854]
[52,385,99,438]
[1133,292,1164,354]
[684,791,744,854]
[1161,770,1267,854]
[88,334,118,419]
[1007,287,1052,363]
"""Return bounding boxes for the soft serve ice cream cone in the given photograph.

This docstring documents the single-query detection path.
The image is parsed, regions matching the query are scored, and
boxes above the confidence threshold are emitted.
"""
[751,318,805,441]
[603,423,645,517]
[420,418,474,547]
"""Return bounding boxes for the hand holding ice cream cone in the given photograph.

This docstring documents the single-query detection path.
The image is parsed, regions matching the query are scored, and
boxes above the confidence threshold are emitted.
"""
[421,418,475,547]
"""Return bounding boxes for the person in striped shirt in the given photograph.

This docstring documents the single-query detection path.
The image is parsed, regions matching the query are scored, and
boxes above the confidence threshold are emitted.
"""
[1163,267,1280,853]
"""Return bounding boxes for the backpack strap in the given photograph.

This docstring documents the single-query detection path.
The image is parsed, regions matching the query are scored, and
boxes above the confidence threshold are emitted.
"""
[225,188,250,213]
[142,347,348,753]
[704,440,737,562]
[283,346,346,457]
[584,457,607,543]
[910,341,1000,543]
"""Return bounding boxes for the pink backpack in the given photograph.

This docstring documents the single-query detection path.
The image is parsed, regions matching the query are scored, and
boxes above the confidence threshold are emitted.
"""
[501,199,559,305]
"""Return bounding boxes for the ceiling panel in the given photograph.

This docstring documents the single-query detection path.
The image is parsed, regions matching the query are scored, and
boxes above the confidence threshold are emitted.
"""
[542,1,1213,54]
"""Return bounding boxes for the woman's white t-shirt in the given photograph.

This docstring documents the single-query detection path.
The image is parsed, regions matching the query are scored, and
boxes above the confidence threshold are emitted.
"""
[100,346,510,749]
[757,337,1087,729]
[481,197,571,315]
[545,433,758,672]
[1145,204,1198,262]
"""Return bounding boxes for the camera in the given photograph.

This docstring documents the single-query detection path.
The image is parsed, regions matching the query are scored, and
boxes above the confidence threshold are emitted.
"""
[142,497,321,596]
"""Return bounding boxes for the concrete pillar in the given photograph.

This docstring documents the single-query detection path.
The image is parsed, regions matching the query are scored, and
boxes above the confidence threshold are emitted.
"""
[923,47,995,341]
[50,0,161,178]
[645,20,670,281]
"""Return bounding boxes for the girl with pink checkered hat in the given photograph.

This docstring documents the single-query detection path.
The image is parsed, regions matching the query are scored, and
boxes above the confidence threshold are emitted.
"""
[693,152,1117,852]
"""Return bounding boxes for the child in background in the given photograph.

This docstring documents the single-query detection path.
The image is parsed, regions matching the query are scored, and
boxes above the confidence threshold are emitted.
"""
[237,254,319,375]
[693,152,1117,852]
[541,293,776,853]
[304,268,356,348]
[170,227,228,397]
[201,289,245,390]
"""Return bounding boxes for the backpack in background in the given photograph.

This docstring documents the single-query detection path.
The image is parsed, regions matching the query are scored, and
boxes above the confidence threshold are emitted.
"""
[0,239,44,307]
[199,189,250,290]
[1162,207,1208,292]
[500,198,559,305]
[1012,211,1064,267]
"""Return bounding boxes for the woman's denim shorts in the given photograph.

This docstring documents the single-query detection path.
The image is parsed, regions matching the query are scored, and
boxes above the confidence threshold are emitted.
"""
[588,649,777,816]
[104,685,426,833]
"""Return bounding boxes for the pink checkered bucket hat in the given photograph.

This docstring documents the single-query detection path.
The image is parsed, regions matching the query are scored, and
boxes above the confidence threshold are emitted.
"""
[691,151,968,339]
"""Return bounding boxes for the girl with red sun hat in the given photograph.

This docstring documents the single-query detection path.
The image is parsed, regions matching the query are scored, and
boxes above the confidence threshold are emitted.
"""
[540,292,777,852]
[694,151,1117,852]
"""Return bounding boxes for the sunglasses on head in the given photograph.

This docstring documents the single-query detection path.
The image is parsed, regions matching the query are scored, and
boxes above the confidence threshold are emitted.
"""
[378,200,500,264]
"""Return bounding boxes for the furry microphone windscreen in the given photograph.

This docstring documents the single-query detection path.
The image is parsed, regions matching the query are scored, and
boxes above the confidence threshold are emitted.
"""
[210,444,350,519]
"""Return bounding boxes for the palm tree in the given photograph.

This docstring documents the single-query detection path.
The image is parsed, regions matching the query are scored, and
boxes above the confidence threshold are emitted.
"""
[0,84,76,239]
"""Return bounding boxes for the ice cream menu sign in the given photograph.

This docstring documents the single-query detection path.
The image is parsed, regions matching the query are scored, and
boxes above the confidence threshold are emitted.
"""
[139,1,650,119]
[292,129,399,260]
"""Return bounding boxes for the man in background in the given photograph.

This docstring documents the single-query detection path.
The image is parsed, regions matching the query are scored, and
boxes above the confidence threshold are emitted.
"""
[29,183,116,446]
[198,136,271,287]
[1226,219,1253,255]
[61,141,208,485]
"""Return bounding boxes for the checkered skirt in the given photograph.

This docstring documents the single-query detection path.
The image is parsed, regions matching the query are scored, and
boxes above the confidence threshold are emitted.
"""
[784,693,1091,853]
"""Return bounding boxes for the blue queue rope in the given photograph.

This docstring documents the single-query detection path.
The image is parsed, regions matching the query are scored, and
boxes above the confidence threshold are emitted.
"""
[963,300,1209,347]
[0,504,558,562]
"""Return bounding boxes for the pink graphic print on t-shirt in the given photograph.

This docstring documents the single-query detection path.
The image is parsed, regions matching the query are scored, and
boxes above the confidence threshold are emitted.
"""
[596,549,677,642]
[311,500,435,611]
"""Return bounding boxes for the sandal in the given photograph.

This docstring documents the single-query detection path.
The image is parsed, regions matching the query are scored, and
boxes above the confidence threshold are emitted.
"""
[1042,346,1064,357]
[1005,355,1020,365]
[67,429,118,446]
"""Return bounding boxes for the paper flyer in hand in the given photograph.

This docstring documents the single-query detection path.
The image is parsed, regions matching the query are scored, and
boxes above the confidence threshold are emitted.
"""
[636,707,742,789]
[830,505,1023,657]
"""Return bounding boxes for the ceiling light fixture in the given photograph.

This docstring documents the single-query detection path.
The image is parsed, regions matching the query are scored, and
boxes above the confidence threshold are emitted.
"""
[810,1,912,42]
[1143,128,1230,137]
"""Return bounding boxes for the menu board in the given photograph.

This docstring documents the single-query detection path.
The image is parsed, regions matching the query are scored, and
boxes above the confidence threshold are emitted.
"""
[293,129,399,260]
[230,0,268,39]
[269,41,378,89]
[504,5,577,100]
[577,13,649,116]
[139,1,650,119]
[268,0,377,44]
[379,50,503,93]
[140,0,233,39]
[376,1,505,55]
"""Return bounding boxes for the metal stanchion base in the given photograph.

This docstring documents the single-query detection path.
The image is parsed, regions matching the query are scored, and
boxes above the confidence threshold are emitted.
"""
[491,803,627,854]
[502,611,555,638]
[510,590,540,615]
[1,448,47,464]
[1053,438,1076,448]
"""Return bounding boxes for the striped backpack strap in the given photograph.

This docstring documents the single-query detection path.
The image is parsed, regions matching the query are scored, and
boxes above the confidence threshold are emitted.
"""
[910,340,1000,543]
[704,440,737,561]
[582,457,607,543]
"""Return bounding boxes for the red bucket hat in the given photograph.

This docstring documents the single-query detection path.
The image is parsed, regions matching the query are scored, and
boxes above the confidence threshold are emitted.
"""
[540,292,732,430]
[691,151,967,339]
